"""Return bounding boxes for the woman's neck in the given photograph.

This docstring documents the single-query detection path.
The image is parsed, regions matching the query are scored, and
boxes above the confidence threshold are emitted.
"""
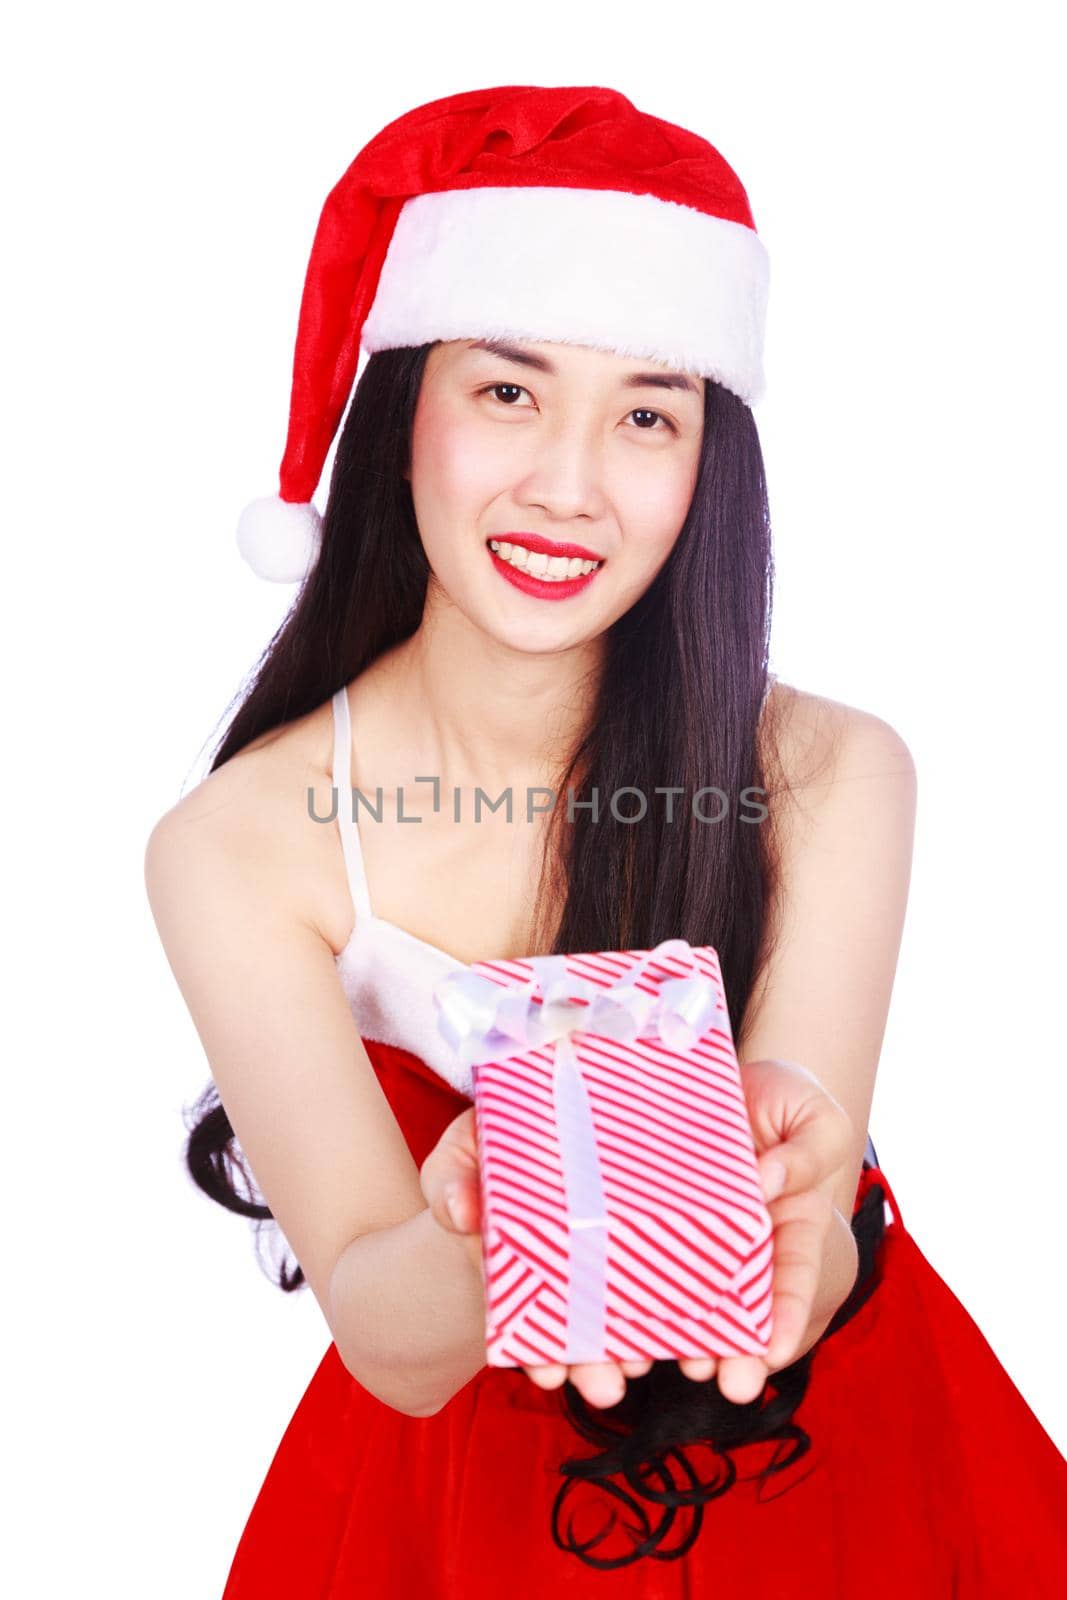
[373,607,605,796]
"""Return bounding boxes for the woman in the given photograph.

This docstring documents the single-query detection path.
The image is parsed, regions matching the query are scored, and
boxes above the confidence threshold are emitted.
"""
[145,86,1067,1594]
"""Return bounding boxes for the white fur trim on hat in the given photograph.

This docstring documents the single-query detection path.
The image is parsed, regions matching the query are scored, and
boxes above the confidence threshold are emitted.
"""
[236,496,323,584]
[361,185,770,404]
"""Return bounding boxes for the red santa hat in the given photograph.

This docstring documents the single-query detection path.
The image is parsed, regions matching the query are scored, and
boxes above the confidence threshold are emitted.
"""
[236,84,770,582]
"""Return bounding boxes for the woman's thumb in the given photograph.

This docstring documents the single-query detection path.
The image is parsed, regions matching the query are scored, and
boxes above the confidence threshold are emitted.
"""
[756,1099,853,1203]
[443,1181,470,1230]
[758,1151,789,1201]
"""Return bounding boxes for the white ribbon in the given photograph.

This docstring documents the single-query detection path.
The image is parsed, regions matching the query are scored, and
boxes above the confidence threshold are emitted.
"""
[433,938,726,1363]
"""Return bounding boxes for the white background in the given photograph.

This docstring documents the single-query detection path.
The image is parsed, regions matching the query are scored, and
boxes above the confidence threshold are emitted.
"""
[6,2,1065,1594]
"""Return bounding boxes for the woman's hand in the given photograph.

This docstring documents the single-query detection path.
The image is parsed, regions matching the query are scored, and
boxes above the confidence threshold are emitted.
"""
[674,1056,857,1403]
[515,1057,855,1408]
[420,1059,855,1411]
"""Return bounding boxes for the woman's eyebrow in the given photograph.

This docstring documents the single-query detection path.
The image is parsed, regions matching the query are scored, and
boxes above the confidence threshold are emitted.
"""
[467,338,701,396]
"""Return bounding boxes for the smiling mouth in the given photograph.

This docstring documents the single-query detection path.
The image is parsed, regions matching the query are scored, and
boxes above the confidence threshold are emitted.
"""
[486,538,603,582]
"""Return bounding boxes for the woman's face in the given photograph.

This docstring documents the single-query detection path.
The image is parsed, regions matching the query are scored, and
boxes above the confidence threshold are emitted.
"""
[407,338,706,652]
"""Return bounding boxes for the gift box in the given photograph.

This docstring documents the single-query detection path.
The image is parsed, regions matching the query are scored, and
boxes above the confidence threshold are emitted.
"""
[433,938,775,1369]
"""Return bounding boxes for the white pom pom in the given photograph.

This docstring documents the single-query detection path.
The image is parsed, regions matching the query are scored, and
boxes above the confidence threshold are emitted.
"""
[236,495,323,583]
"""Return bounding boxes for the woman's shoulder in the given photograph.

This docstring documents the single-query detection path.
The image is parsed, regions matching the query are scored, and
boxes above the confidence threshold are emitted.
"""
[153,691,337,826]
[144,690,345,939]
[763,679,916,801]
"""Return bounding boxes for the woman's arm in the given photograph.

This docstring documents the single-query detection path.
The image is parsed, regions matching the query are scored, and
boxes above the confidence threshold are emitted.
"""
[737,695,918,1332]
[144,758,488,1419]
[328,1214,486,1416]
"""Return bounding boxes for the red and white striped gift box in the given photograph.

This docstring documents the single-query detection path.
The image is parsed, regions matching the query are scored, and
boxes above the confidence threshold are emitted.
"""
[434,939,775,1369]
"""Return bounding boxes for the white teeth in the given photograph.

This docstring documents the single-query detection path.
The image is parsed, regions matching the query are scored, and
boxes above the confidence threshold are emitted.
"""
[488,540,601,580]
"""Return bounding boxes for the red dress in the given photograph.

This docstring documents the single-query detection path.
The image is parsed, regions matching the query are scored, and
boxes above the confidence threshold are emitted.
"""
[220,1036,1067,1599]
[221,689,1067,1593]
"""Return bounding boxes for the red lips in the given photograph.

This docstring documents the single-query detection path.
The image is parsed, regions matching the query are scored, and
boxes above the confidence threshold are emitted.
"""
[490,532,603,562]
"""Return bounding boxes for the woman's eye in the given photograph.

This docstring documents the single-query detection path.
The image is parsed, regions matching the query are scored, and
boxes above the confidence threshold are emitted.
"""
[480,382,532,406]
[478,384,676,434]
[628,408,675,434]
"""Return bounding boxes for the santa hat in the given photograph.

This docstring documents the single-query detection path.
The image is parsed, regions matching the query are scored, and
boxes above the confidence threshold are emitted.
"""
[236,84,770,582]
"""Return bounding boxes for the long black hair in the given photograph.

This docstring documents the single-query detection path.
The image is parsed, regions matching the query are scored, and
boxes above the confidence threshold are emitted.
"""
[183,342,883,1567]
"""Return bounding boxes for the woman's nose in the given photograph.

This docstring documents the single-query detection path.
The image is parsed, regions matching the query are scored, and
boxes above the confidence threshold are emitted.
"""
[518,426,608,522]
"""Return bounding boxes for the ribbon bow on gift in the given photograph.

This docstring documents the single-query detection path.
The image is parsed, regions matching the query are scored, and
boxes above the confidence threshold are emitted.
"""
[433,938,728,1364]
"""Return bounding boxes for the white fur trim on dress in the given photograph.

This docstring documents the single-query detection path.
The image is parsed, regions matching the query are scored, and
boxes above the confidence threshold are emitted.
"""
[361,185,770,405]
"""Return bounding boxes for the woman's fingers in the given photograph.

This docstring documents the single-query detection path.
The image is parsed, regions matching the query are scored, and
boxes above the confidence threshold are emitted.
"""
[523,1362,569,1390]
[566,1362,628,1407]
[521,1340,796,1407]
[621,1357,655,1379]
[715,1354,770,1404]
[522,1361,636,1408]
[762,1186,835,1368]
[521,1354,765,1407]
